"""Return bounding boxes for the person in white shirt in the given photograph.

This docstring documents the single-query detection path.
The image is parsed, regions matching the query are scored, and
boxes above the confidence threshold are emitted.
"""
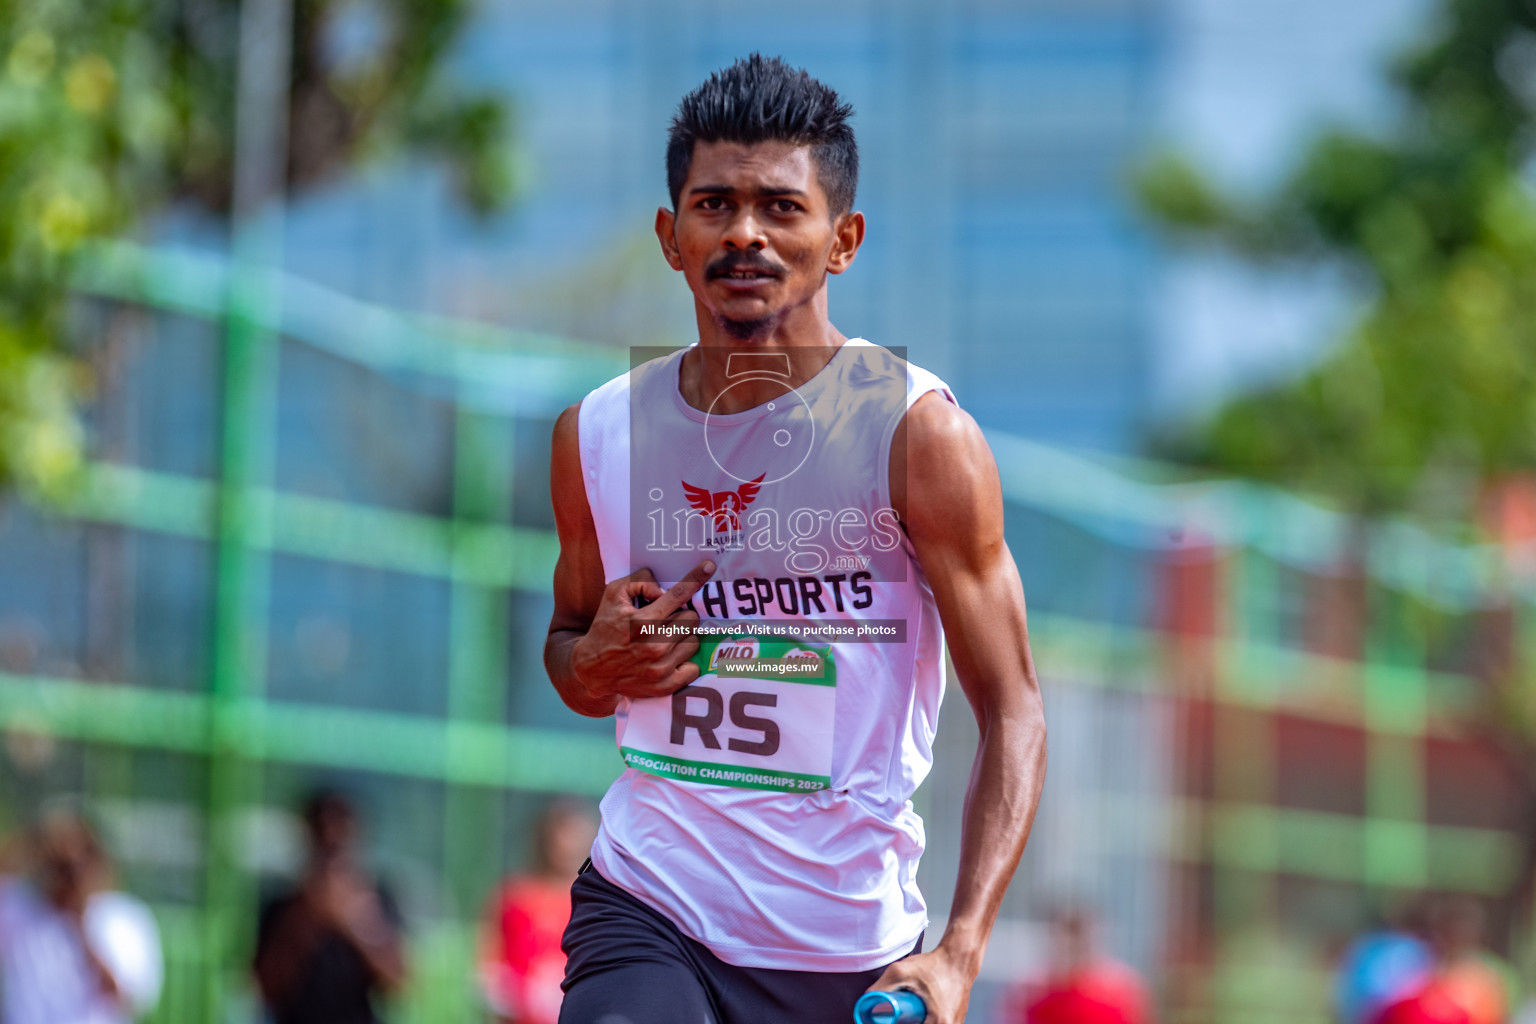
[0,806,162,1024]
[546,53,1048,1024]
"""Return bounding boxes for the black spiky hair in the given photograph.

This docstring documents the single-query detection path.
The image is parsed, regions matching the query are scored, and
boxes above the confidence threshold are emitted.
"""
[667,54,858,215]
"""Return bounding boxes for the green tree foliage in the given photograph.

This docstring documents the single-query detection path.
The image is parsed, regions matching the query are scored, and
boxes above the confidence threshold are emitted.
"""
[0,0,512,497]
[1139,0,1536,517]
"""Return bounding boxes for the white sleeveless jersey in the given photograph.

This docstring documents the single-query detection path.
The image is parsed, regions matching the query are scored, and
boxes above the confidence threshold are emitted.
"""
[577,339,956,971]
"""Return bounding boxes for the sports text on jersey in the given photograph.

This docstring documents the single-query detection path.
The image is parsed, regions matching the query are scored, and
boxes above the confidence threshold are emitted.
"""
[681,572,873,618]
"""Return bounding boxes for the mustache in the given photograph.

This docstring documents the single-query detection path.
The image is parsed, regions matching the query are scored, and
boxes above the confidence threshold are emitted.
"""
[706,251,786,279]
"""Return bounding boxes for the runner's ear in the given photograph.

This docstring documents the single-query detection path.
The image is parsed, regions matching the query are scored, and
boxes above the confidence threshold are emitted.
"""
[827,211,865,275]
[655,207,684,271]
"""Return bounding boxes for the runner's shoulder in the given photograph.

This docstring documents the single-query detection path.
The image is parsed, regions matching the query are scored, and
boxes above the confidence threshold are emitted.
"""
[570,349,672,425]
[553,401,581,442]
[891,393,995,527]
[898,391,988,465]
[551,403,581,469]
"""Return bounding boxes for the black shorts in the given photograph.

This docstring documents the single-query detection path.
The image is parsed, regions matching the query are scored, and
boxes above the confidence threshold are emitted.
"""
[559,864,922,1024]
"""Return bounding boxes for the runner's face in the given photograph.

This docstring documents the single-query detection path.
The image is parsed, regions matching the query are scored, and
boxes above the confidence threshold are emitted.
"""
[658,140,859,337]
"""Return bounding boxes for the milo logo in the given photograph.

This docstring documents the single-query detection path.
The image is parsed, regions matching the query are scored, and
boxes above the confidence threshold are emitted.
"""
[691,635,837,686]
[709,637,761,670]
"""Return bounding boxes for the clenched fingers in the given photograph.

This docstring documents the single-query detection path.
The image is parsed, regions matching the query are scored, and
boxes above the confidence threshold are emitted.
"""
[617,568,664,609]
[629,656,703,699]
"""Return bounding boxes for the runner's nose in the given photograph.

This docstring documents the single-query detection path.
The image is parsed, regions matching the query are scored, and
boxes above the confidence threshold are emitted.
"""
[722,209,767,251]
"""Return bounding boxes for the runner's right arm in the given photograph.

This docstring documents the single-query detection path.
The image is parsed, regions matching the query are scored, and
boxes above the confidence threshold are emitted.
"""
[545,404,716,717]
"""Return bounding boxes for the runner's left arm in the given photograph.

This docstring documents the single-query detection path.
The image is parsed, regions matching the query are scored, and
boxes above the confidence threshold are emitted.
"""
[866,391,1048,1024]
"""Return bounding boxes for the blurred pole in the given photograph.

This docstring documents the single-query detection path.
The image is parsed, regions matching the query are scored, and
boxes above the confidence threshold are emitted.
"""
[207,0,290,1018]
[1211,542,1277,1015]
[445,406,513,926]
[1361,544,1427,891]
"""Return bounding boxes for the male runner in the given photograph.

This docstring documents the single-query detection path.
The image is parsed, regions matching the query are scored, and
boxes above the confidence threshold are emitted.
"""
[545,54,1047,1024]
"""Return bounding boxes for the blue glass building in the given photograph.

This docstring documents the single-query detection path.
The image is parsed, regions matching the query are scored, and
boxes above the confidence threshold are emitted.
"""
[283,0,1162,452]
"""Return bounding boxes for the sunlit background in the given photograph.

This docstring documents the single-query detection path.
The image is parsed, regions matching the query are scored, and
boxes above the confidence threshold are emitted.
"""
[3,0,1533,1021]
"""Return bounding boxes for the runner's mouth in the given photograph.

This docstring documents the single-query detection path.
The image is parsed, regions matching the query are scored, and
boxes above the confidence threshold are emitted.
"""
[708,258,783,283]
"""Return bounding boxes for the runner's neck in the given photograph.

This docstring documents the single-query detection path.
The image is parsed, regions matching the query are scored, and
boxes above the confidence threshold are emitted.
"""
[678,334,850,415]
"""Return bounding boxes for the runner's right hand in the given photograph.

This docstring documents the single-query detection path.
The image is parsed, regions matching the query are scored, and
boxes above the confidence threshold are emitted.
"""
[571,560,715,702]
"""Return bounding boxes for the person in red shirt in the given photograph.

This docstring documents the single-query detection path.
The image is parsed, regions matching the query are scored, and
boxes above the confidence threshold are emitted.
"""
[479,799,598,1024]
[1377,983,1475,1024]
[1005,908,1153,1024]
[1429,899,1511,1024]
[1377,898,1508,1024]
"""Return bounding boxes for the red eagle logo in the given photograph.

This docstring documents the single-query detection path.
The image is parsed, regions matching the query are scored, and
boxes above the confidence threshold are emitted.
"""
[682,474,765,532]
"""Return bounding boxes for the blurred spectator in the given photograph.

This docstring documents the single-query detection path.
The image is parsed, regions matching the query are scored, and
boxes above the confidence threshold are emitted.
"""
[1335,902,1435,1024]
[1375,983,1474,1024]
[1425,899,1512,1024]
[478,797,598,1024]
[253,789,406,1024]
[0,803,162,1023]
[1371,897,1514,1024]
[1001,907,1153,1024]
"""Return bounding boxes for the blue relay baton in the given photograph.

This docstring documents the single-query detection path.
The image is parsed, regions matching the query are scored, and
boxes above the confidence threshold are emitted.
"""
[853,989,927,1024]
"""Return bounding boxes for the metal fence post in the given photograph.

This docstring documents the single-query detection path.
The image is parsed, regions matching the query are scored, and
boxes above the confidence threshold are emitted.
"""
[206,0,290,1016]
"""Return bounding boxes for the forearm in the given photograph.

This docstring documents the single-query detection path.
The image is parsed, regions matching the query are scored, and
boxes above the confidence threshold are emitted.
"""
[936,695,1047,972]
[544,629,619,718]
[76,926,126,1007]
[344,926,407,992]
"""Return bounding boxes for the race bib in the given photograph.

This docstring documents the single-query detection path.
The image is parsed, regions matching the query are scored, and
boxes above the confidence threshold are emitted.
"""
[620,635,837,793]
